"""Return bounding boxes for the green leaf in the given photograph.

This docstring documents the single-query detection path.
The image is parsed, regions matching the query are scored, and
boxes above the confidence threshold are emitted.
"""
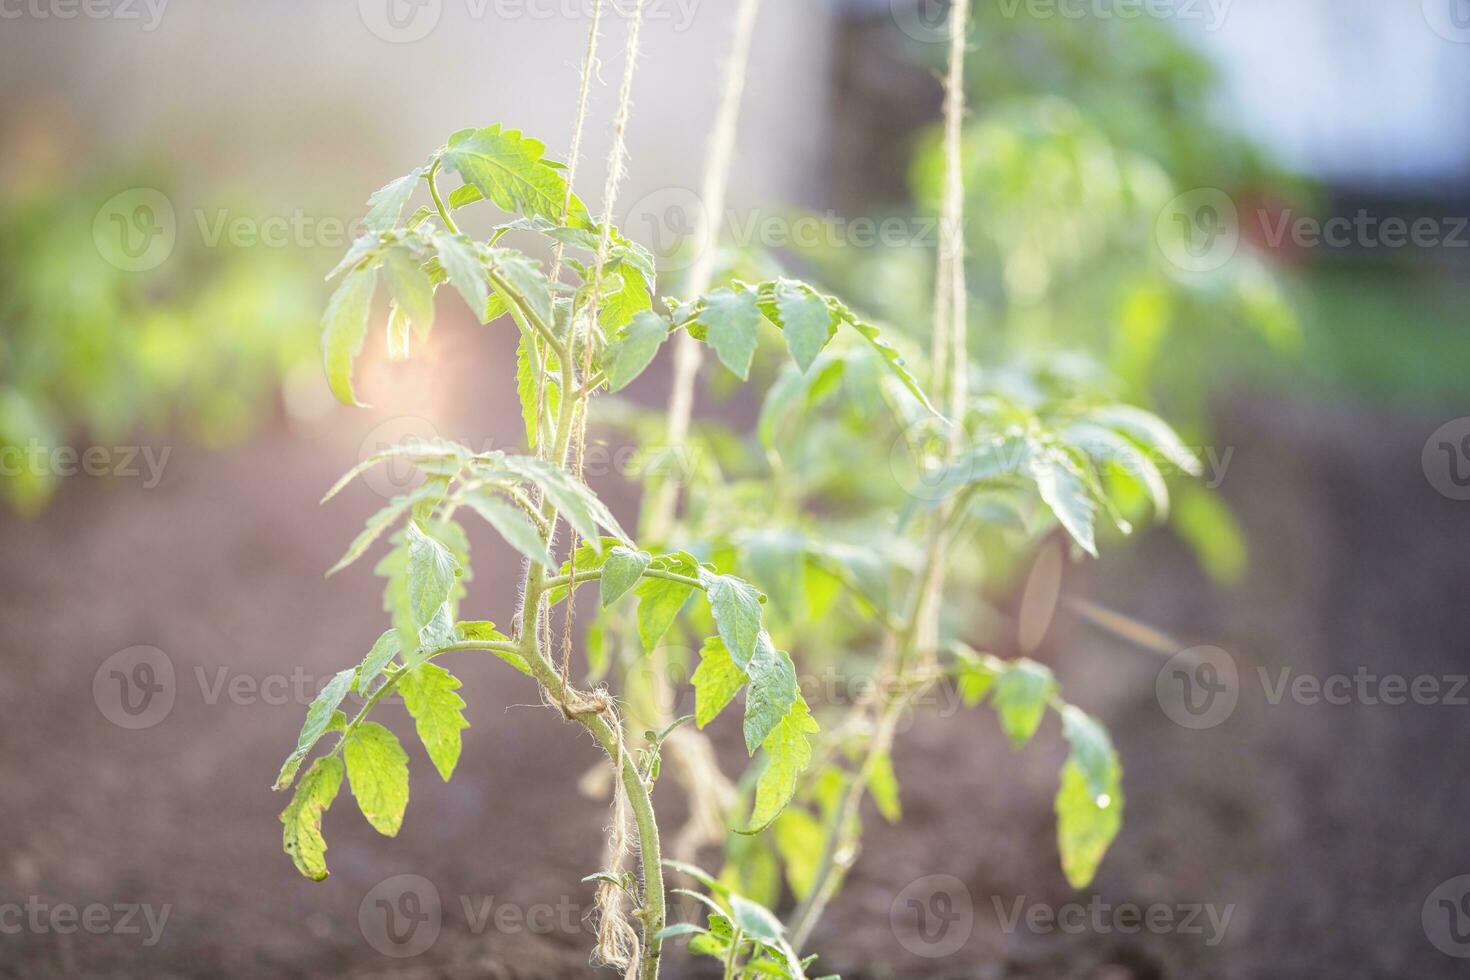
[356,629,400,694]
[432,233,489,321]
[600,546,652,607]
[772,807,825,900]
[599,259,654,333]
[603,310,669,392]
[742,698,819,834]
[1089,404,1201,477]
[363,170,422,232]
[992,659,1056,748]
[461,490,552,567]
[321,266,377,407]
[490,248,554,328]
[406,521,462,627]
[483,453,628,544]
[386,305,412,361]
[399,663,470,781]
[699,288,761,381]
[1031,451,1099,557]
[743,637,799,753]
[867,749,901,823]
[957,653,1000,707]
[772,281,835,373]
[729,894,783,944]
[703,573,765,670]
[440,125,589,226]
[342,721,410,836]
[280,756,344,880]
[1055,744,1123,889]
[515,332,541,449]
[274,667,356,790]
[636,552,700,651]
[826,297,937,415]
[321,438,470,503]
[691,636,747,728]
[382,245,435,339]
[327,485,438,578]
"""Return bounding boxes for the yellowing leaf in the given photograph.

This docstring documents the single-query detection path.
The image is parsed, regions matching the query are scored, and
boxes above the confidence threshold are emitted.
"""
[280,756,344,881]
[343,722,410,836]
[399,663,470,781]
[742,698,819,834]
[691,636,747,728]
[321,266,377,407]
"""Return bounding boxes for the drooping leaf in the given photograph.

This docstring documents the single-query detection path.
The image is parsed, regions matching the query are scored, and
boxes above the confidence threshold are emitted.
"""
[691,636,747,728]
[729,894,783,945]
[867,749,901,823]
[772,807,825,900]
[386,305,412,361]
[1088,404,1201,477]
[742,637,799,754]
[698,288,761,381]
[363,170,423,232]
[461,490,552,567]
[356,629,400,694]
[991,658,1056,748]
[321,266,378,406]
[280,756,344,880]
[432,233,489,321]
[827,297,937,415]
[405,521,462,627]
[742,698,819,834]
[382,245,436,339]
[342,721,411,836]
[703,572,765,670]
[772,281,835,373]
[274,667,356,790]
[601,546,652,607]
[483,454,629,544]
[603,310,669,392]
[636,552,700,651]
[1055,744,1123,888]
[1031,451,1099,557]
[489,248,554,327]
[515,332,541,449]
[321,438,470,503]
[327,485,439,578]
[399,662,470,781]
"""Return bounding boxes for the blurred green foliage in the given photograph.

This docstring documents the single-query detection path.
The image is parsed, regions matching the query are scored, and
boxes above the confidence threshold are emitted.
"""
[0,179,318,513]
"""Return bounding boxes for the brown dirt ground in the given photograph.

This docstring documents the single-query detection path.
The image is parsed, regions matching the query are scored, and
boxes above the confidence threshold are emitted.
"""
[3,347,1468,978]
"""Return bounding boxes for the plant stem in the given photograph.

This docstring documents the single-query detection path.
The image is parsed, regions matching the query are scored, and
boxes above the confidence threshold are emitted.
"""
[723,927,744,980]
[426,161,460,236]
